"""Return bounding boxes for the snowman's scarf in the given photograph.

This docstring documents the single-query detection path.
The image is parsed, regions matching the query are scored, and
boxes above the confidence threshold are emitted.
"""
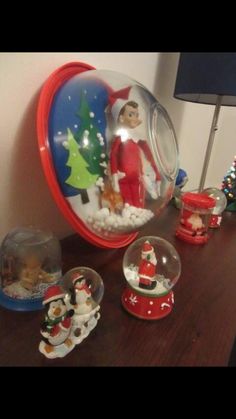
[45,313,68,330]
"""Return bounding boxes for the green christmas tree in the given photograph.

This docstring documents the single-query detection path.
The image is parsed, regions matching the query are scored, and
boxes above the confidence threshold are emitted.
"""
[75,92,106,177]
[221,155,236,211]
[63,128,98,190]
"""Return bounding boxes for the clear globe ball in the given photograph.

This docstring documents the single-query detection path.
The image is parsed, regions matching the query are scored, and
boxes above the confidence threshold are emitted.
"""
[123,236,181,297]
[202,187,227,215]
[48,69,179,242]
[62,266,104,311]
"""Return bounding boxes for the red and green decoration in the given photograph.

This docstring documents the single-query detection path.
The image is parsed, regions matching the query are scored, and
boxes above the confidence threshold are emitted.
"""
[63,92,108,203]
[221,155,236,211]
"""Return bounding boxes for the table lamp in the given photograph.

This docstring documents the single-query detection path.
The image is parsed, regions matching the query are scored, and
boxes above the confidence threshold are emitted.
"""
[174,53,236,191]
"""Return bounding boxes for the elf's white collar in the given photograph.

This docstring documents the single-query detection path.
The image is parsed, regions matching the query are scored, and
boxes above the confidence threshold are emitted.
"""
[116,128,143,143]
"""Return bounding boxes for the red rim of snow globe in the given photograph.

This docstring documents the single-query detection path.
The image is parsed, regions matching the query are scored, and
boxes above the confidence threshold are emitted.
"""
[37,62,138,248]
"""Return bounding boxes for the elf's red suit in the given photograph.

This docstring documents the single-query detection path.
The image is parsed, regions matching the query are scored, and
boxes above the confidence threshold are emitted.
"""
[110,137,161,208]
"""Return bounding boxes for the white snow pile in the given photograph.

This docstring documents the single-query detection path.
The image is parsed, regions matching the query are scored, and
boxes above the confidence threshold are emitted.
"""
[87,204,154,233]
[124,264,172,295]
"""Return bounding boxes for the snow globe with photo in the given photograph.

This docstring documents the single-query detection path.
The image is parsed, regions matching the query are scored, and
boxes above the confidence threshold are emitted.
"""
[121,236,181,320]
[0,227,61,311]
[40,64,179,248]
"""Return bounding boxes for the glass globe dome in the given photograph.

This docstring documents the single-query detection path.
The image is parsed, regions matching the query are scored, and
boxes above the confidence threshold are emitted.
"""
[0,227,62,311]
[38,63,179,248]
[123,236,181,297]
[202,187,227,215]
[62,266,104,312]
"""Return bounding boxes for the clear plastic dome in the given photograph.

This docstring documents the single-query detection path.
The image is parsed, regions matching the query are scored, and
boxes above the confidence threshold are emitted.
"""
[0,227,62,311]
[46,68,179,245]
[123,236,181,297]
[62,266,104,313]
[202,187,227,215]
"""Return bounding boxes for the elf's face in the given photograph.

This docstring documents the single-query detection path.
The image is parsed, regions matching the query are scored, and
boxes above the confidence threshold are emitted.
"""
[119,105,142,128]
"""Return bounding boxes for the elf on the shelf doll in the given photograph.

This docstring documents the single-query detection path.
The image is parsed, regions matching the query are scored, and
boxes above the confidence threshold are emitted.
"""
[109,87,161,208]
[138,240,157,290]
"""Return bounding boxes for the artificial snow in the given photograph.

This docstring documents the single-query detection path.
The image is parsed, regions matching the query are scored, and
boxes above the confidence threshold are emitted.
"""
[87,204,154,234]
[124,264,172,296]
[89,112,95,118]
[96,177,105,190]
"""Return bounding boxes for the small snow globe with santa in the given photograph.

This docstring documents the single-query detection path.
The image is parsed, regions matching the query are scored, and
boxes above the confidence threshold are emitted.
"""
[0,227,62,311]
[122,236,181,320]
[175,192,216,244]
[202,187,227,228]
[38,63,179,249]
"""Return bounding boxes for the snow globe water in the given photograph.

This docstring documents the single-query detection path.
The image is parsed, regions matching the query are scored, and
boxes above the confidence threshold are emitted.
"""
[62,267,104,346]
[39,63,179,248]
[202,187,227,228]
[0,227,62,311]
[122,236,181,320]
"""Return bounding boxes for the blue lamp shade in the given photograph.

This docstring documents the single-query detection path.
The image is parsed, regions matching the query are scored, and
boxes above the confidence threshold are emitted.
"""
[174,53,236,106]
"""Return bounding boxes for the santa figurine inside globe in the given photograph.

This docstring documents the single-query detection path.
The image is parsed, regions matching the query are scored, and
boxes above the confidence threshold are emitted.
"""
[122,236,181,320]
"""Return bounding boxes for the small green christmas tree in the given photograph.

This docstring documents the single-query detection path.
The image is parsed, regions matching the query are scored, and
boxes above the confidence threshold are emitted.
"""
[221,155,236,211]
[75,92,106,178]
[63,128,98,190]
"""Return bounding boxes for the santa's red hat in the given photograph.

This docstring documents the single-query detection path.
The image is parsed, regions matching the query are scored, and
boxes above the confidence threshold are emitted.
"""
[109,86,132,121]
[43,285,65,305]
[71,272,84,286]
[141,240,154,255]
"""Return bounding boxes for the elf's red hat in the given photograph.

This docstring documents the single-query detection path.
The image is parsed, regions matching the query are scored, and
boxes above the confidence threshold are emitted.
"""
[43,285,65,305]
[141,240,154,255]
[109,86,132,121]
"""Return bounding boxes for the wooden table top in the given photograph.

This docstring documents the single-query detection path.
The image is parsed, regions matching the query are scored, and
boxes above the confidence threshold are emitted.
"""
[0,204,236,366]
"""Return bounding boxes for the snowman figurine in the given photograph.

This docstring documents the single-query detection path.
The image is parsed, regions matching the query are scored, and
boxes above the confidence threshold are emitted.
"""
[65,272,101,346]
[69,273,93,315]
[39,285,75,359]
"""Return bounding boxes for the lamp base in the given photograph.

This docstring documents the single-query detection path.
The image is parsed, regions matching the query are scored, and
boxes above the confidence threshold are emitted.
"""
[121,285,174,320]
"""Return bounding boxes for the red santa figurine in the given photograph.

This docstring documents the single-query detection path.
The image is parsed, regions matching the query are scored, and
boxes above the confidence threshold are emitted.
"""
[109,87,161,208]
[138,240,157,290]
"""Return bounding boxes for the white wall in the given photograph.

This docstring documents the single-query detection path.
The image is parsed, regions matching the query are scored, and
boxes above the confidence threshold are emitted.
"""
[0,52,160,242]
[1,52,235,243]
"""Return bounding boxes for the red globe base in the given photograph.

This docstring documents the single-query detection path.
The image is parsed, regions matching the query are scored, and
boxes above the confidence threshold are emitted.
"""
[209,214,222,228]
[175,228,209,244]
[121,286,174,320]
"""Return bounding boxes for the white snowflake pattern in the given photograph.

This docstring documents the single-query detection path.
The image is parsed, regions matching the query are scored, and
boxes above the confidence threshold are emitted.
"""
[129,294,138,306]
[98,120,101,123]
[101,153,106,158]
[89,112,95,118]
[58,131,62,135]
[74,124,78,128]
[90,124,93,128]
[84,90,87,95]
[94,95,97,99]
[68,96,71,101]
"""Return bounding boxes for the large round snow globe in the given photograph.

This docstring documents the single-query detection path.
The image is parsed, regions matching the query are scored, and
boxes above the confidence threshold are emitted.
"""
[38,62,179,248]
[122,236,181,320]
